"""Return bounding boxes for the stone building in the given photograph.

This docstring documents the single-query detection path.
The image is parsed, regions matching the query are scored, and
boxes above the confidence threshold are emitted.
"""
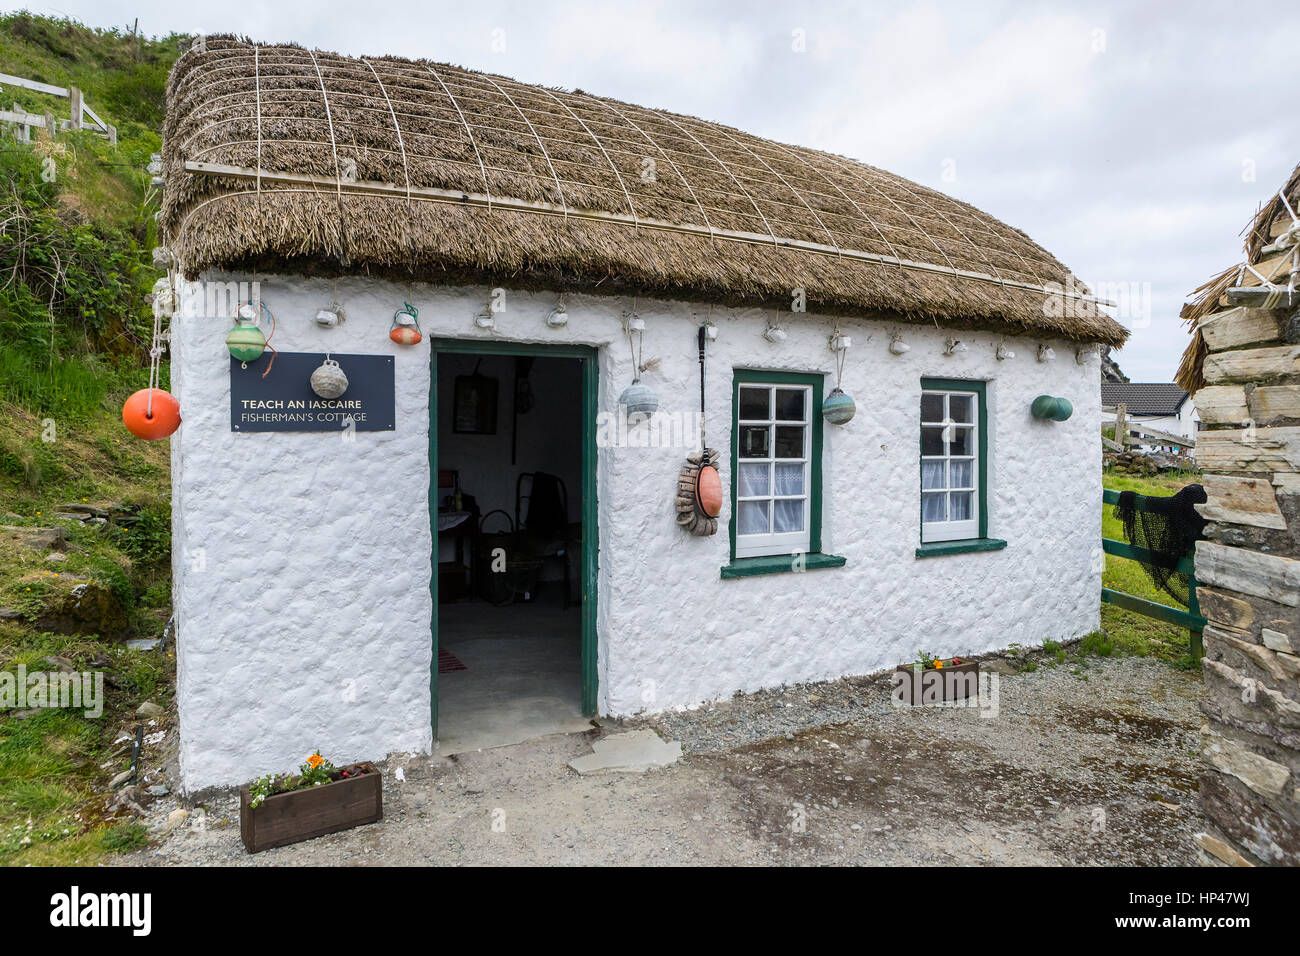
[1177,163,1300,865]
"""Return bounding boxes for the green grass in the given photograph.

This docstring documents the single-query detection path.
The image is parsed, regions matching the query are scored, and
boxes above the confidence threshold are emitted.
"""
[0,13,182,867]
[1100,467,1203,666]
[0,636,176,866]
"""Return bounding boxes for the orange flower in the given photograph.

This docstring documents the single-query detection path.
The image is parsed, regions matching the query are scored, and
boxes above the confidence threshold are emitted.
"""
[933,659,944,669]
[306,753,324,769]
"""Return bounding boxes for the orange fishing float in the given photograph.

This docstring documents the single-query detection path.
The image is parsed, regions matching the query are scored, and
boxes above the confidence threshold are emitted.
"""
[122,388,181,440]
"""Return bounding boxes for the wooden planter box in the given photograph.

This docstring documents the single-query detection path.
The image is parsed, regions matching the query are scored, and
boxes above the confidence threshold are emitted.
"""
[893,659,980,706]
[240,763,382,853]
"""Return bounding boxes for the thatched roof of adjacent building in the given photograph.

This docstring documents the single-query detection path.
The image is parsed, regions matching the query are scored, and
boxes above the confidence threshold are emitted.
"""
[1176,163,1300,391]
[161,37,1127,345]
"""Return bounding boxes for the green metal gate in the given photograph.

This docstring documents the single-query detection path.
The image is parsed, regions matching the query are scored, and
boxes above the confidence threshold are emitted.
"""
[1100,488,1206,657]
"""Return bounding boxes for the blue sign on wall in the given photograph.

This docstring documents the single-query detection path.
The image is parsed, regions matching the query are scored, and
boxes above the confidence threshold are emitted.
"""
[230,352,396,432]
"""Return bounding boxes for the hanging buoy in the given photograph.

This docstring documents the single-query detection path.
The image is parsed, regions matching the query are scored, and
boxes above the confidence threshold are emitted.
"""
[122,389,181,440]
[822,386,856,425]
[310,357,349,398]
[619,379,658,421]
[676,448,721,535]
[390,302,422,345]
[675,325,720,535]
[695,463,722,518]
[226,314,266,363]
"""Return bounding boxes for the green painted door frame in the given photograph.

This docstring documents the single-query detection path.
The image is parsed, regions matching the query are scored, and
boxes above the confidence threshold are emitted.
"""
[428,339,599,739]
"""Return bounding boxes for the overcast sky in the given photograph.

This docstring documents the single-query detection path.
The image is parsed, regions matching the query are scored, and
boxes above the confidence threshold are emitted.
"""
[19,0,1300,380]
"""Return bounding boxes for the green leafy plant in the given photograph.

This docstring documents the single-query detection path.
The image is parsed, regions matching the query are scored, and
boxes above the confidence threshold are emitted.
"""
[247,752,344,809]
[1079,631,1115,659]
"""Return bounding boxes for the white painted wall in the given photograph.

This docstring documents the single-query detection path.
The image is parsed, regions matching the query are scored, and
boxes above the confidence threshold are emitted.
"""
[172,271,1103,791]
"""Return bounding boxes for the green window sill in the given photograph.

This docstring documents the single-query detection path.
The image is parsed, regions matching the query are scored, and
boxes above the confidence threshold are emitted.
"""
[915,538,1007,559]
[721,553,847,579]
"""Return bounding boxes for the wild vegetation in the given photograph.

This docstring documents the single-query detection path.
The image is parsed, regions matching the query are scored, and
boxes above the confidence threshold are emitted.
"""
[0,12,183,864]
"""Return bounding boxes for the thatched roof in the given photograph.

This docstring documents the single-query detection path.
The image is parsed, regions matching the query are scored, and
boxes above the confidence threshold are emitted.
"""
[1176,163,1300,391]
[161,37,1127,345]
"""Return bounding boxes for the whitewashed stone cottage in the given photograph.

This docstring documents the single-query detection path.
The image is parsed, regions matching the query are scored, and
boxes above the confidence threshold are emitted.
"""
[159,38,1127,791]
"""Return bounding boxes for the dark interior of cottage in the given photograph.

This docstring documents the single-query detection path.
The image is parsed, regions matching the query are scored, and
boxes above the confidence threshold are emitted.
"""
[434,352,586,753]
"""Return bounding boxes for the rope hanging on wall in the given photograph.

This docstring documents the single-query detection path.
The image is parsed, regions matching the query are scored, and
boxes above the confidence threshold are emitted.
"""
[675,317,721,536]
[121,273,181,441]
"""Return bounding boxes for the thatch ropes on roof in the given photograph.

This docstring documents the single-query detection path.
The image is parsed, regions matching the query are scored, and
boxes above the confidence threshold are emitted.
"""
[161,37,1126,345]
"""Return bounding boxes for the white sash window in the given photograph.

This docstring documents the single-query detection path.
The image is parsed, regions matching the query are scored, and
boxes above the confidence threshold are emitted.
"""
[920,386,981,543]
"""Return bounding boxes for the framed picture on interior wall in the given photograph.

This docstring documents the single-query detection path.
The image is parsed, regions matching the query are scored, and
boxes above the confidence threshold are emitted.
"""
[453,374,499,434]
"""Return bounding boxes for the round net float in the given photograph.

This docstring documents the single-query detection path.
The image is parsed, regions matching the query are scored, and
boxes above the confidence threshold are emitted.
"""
[226,316,266,363]
[310,357,349,398]
[122,388,181,440]
[389,302,423,345]
[619,379,658,421]
[695,462,722,517]
[822,386,856,425]
[675,448,721,536]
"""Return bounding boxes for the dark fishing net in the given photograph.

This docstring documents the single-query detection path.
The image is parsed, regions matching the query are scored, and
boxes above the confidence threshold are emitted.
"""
[1112,484,1208,606]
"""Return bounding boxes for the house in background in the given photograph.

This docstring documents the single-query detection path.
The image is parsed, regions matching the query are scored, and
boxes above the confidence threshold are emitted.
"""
[159,37,1127,791]
[1101,382,1198,452]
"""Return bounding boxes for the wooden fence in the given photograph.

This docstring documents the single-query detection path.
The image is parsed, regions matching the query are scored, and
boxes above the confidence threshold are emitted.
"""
[1100,488,1205,657]
[1101,402,1195,454]
[0,72,116,145]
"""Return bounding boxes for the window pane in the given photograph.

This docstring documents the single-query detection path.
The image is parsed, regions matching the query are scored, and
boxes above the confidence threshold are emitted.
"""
[740,424,770,458]
[775,388,805,421]
[949,459,973,489]
[921,427,945,456]
[774,425,804,458]
[773,498,804,533]
[921,393,944,422]
[739,387,769,421]
[950,492,973,521]
[921,460,945,490]
[949,394,974,423]
[738,462,769,496]
[922,492,945,523]
[774,462,804,495]
[737,500,769,535]
[948,426,973,456]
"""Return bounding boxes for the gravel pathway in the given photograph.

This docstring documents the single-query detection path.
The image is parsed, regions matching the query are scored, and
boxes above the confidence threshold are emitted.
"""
[120,654,1207,866]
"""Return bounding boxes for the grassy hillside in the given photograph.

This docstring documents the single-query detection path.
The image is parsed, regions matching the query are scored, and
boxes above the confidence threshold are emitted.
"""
[0,12,184,865]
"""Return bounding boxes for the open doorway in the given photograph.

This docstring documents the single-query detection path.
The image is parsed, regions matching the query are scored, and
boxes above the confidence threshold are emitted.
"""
[432,345,595,754]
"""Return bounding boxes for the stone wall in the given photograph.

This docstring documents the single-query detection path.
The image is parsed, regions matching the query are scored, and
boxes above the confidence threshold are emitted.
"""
[1193,293,1300,862]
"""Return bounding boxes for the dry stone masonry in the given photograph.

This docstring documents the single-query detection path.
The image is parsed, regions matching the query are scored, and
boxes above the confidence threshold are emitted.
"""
[1184,165,1300,864]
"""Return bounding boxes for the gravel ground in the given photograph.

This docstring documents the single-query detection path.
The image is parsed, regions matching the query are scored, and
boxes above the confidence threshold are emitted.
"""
[120,654,1207,866]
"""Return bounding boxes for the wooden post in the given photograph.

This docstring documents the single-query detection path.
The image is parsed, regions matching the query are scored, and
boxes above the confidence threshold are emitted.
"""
[44,110,54,138]
[68,86,82,130]
[1114,402,1127,447]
